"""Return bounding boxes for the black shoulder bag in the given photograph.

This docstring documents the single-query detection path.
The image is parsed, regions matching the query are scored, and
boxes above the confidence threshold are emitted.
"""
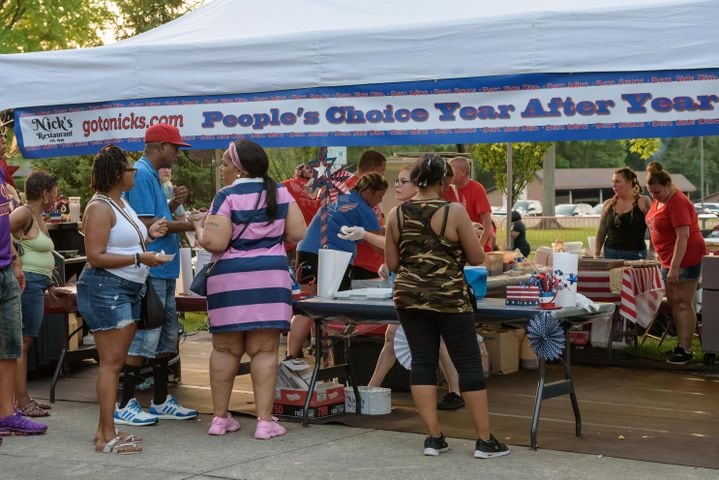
[94,195,165,330]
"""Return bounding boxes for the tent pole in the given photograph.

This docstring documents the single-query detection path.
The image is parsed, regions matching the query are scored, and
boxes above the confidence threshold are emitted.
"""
[700,136,705,205]
[506,143,513,250]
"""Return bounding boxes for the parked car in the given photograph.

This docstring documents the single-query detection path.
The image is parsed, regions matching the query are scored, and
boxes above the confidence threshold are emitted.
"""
[491,206,507,217]
[512,200,543,216]
[589,203,604,216]
[555,203,593,216]
[695,202,719,215]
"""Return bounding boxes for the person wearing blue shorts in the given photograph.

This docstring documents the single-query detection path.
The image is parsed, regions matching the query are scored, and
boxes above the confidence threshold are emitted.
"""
[117,124,198,426]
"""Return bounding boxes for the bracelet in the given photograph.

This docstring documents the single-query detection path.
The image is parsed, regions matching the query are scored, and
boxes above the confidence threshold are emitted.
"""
[134,252,141,268]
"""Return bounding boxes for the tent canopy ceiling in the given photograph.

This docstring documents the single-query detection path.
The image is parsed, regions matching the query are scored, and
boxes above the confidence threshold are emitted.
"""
[1,0,717,110]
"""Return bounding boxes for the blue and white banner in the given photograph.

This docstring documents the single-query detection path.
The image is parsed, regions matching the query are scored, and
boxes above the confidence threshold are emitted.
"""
[14,69,719,158]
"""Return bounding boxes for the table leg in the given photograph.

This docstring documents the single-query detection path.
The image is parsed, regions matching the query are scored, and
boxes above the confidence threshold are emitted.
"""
[301,317,359,425]
[529,326,582,450]
[302,318,323,427]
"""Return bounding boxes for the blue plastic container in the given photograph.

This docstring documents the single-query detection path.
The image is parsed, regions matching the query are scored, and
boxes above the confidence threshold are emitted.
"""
[463,266,488,300]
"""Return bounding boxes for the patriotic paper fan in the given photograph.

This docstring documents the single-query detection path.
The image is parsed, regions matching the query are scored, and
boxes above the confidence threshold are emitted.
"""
[526,311,565,361]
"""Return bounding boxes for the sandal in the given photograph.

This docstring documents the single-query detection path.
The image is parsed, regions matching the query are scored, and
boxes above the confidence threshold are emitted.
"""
[17,401,50,418]
[93,430,143,444]
[95,436,143,455]
[29,399,51,410]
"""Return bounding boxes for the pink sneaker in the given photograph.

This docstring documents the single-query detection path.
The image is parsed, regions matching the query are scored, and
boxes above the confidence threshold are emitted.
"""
[254,416,286,439]
[208,414,241,436]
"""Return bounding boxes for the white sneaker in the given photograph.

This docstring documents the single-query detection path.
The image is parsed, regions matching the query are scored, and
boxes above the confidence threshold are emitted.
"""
[114,398,158,426]
[149,395,198,420]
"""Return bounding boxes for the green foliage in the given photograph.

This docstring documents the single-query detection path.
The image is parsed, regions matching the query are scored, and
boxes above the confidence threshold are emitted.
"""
[172,151,214,209]
[267,147,318,182]
[473,142,550,203]
[33,155,94,205]
[555,140,626,168]
[111,0,203,40]
[657,136,719,197]
[0,0,108,53]
[623,138,662,160]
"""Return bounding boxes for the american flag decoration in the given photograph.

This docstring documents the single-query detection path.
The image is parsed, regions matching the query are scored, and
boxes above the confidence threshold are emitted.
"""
[306,147,351,247]
[526,311,565,360]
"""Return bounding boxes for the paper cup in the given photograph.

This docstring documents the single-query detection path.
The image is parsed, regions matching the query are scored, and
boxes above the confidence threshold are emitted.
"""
[317,249,352,298]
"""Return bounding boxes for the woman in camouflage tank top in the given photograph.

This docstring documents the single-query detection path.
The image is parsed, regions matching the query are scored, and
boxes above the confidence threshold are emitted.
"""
[384,154,510,459]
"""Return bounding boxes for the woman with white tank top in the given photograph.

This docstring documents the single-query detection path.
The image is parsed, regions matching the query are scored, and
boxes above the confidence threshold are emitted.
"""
[76,145,169,455]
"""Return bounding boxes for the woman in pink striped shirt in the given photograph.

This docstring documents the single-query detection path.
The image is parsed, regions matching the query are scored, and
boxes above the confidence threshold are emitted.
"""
[193,140,306,438]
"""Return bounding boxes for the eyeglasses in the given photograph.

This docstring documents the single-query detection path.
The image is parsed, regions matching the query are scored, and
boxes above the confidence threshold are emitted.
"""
[124,167,137,172]
[394,179,411,187]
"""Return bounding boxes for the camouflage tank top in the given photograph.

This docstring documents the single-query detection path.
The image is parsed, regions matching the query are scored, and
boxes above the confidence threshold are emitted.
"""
[393,199,473,313]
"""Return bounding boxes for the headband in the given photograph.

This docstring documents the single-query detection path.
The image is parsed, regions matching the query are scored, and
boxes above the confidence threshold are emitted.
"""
[226,142,245,172]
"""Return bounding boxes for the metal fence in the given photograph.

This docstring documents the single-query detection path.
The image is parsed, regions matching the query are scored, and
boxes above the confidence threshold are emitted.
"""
[493,215,719,252]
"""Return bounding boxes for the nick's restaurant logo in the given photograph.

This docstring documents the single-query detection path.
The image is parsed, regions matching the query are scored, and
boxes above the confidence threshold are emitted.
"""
[32,115,74,142]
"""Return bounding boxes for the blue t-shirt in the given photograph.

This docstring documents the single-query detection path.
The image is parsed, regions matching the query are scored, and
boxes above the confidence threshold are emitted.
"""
[0,169,12,269]
[124,156,179,279]
[298,191,380,261]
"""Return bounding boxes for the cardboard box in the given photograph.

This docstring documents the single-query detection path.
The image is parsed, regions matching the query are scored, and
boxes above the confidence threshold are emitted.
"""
[276,359,313,390]
[68,313,83,351]
[519,335,538,370]
[345,386,391,415]
[273,384,346,419]
[479,327,523,374]
[505,285,540,306]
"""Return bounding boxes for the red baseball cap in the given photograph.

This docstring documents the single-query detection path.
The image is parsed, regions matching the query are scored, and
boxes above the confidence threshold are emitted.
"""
[144,124,191,147]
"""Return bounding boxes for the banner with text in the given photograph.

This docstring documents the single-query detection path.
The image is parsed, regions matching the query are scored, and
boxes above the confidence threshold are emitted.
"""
[15,69,719,158]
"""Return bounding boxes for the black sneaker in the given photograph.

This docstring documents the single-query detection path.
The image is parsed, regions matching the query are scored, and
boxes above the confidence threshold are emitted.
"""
[474,434,510,459]
[437,392,465,410]
[667,346,693,365]
[423,434,449,456]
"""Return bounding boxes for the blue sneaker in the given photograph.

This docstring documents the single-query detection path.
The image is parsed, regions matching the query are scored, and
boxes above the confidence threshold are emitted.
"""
[114,398,159,426]
[149,395,198,420]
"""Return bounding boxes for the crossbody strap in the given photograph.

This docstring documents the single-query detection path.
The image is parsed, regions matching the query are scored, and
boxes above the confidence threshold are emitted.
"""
[93,194,148,252]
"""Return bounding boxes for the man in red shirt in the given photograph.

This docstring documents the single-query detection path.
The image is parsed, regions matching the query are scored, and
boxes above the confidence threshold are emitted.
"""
[445,156,494,252]
[342,150,387,279]
[282,163,321,226]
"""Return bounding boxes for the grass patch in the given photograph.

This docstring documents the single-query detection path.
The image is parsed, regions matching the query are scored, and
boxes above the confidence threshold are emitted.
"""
[626,335,704,363]
[181,312,208,334]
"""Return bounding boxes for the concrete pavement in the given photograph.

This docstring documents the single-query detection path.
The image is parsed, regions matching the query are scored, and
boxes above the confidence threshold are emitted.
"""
[1,400,716,480]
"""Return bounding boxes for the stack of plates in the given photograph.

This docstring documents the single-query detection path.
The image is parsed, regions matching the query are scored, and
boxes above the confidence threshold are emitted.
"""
[564,242,584,255]
[334,288,392,299]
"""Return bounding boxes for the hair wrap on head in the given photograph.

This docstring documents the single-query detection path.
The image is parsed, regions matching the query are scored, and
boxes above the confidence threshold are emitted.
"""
[227,142,244,172]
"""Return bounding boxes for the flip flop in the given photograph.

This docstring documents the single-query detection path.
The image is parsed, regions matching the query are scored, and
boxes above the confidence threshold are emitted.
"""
[30,399,51,410]
[95,436,143,455]
[93,430,143,444]
[17,401,49,418]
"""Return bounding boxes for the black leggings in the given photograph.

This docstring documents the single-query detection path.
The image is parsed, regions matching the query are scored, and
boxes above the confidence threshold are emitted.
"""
[397,308,486,392]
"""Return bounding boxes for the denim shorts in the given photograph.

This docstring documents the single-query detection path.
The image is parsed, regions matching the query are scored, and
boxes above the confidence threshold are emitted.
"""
[128,277,178,358]
[0,266,23,360]
[661,263,702,282]
[21,272,52,337]
[603,246,647,261]
[76,267,144,332]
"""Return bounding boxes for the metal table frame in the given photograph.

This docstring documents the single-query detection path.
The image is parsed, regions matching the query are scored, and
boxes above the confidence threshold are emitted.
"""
[294,296,613,450]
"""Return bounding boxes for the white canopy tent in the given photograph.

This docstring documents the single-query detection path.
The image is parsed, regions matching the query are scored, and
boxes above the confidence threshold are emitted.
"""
[1,0,718,158]
[2,0,718,110]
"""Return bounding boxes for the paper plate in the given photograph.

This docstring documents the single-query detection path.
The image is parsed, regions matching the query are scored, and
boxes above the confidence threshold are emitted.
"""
[393,326,412,370]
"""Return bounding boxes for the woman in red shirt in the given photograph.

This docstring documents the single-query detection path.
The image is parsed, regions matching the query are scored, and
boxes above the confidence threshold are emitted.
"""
[645,164,706,364]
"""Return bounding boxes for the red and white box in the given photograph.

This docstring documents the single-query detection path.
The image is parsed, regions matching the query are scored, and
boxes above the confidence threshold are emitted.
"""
[272,384,346,419]
[505,285,540,306]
